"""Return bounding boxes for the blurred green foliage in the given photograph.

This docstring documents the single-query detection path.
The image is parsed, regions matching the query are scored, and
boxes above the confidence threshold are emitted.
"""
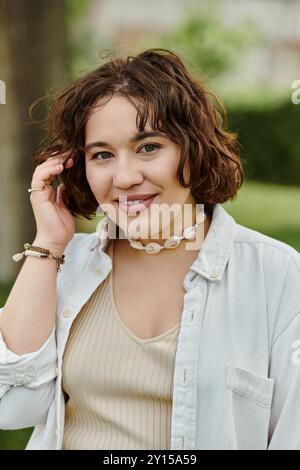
[0,429,33,450]
[0,283,12,307]
[66,0,115,80]
[227,100,300,186]
[138,5,261,81]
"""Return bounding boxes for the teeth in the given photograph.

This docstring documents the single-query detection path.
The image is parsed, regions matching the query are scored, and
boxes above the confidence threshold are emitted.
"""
[124,200,143,205]
[120,196,154,205]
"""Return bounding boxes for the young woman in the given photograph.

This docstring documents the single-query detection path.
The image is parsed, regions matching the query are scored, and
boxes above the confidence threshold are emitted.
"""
[0,48,299,450]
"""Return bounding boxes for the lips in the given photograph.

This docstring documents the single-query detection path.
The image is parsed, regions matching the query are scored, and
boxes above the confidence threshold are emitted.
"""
[117,194,158,215]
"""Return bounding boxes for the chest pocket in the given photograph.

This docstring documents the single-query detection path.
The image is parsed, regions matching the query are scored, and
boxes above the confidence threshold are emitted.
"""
[221,364,274,450]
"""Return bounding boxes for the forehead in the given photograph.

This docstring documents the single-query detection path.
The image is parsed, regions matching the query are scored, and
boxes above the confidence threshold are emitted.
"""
[85,95,152,138]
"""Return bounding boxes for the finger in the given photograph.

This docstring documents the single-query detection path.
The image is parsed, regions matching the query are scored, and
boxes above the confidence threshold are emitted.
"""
[39,158,73,185]
[48,183,56,204]
[57,183,68,209]
[64,158,74,168]
[43,155,68,166]
[39,149,72,166]
[31,163,64,190]
[56,183,62,206]
[41,156,74,172]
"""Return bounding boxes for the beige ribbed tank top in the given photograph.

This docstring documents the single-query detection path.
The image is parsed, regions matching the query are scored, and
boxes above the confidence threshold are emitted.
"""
[61,239,180,450]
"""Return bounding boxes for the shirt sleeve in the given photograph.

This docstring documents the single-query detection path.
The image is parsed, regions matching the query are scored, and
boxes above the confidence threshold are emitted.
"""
[268,311,300,449]
[0,380,55,430]
[0,307,57,400]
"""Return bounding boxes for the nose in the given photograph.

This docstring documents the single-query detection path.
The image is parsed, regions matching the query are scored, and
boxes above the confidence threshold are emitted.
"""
[113,154,144,188]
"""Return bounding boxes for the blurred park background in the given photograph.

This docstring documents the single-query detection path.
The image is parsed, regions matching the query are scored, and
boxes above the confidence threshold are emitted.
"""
[0,0,300,450]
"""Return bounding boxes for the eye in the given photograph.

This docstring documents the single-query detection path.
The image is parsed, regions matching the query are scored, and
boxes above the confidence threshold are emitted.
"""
[139,143,161,154]
[90,143,161,162]
[91,151,112,161]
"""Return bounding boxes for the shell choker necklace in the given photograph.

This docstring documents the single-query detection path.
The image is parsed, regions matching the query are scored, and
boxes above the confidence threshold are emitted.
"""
[126,209,207,255]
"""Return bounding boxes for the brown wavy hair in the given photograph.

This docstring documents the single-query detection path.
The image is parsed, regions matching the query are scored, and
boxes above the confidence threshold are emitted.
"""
[31,47,244,220]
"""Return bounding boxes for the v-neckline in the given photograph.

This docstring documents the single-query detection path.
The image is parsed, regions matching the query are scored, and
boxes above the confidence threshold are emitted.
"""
[106,238,180,345]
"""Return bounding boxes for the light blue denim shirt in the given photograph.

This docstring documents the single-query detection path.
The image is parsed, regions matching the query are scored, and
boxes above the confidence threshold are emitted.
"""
[0,203,300,450]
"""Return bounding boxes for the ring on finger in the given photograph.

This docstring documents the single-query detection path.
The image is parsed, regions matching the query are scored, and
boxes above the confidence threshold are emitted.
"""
[28,186,46,193]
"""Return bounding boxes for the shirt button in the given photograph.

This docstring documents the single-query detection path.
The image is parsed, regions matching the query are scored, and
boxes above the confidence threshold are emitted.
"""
[55,366,59,375]
[211,272,218,278]
[95,267,103,275]
[63,307,72,317]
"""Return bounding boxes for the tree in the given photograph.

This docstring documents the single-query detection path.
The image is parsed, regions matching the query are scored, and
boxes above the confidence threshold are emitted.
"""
[0,0,70,283]
[138,4,260,82]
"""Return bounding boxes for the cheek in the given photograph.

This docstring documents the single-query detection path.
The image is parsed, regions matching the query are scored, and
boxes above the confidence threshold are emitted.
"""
[86,170,94,186]
[149,157,178,183]
[85,166,107,196]
[157,149,182,179]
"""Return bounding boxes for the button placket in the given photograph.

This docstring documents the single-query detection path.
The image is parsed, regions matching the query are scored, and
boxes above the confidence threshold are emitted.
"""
[63,307,72,318]
[211,272,219,279]
[175,280,207,449]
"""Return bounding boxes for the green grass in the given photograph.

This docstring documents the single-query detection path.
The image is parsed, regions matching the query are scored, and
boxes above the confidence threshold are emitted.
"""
[0,282,12,307]
[0,179,299,450]
[0,429,33,450]
[223,180,300,252]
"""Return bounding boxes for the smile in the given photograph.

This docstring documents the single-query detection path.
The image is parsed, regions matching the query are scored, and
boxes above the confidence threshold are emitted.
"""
[117,194,158,215]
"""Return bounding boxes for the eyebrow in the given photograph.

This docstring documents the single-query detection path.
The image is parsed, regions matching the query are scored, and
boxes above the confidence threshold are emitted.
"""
[85,131,167,153]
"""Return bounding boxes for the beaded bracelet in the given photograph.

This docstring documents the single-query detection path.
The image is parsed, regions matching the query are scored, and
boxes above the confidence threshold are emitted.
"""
[12,243,65,272]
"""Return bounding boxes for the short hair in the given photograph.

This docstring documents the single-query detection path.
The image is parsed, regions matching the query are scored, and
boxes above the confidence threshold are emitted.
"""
[32,47,244,220]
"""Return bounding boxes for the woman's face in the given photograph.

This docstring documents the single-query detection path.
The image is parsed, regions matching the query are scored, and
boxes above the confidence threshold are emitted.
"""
[85,94,199,244]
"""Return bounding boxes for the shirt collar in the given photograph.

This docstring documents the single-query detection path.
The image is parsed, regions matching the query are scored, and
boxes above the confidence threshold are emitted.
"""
[89,203,238,282]
[190,204,238,282]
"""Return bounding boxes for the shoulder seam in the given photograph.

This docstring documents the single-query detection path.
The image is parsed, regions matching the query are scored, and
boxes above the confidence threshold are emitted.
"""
[271,310,300,348]
[233,239,300,274]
